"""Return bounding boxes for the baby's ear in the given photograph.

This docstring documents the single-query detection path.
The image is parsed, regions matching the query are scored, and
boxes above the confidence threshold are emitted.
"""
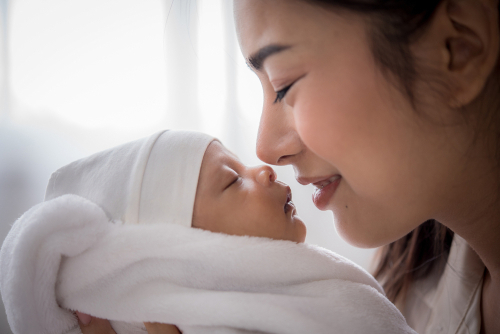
[412,0,499,107]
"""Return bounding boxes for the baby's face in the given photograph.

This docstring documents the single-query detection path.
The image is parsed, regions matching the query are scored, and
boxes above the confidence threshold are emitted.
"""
[193,141,306,243]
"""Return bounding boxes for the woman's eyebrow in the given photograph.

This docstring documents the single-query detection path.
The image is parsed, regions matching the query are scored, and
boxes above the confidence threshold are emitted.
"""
[247,44,292,71]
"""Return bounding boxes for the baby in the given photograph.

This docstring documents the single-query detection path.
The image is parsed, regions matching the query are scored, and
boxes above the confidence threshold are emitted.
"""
[192,139,306,244]
[0,130,415,334]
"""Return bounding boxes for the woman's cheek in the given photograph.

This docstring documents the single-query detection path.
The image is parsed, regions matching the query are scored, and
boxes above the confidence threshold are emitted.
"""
[294,107,324,156]
[293,91,345,165]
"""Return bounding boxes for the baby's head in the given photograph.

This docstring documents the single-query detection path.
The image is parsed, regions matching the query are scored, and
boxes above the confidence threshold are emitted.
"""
[45,130,306,243]
[193,140,306,243]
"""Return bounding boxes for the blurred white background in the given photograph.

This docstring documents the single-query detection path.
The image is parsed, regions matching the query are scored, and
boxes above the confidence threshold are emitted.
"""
[0,0,375,332]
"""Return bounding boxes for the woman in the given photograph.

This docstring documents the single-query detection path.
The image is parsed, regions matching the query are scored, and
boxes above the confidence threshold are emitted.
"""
[78,0,499,333]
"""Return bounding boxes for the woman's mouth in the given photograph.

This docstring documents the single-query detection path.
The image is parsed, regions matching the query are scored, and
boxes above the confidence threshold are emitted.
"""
[312,175,341,210]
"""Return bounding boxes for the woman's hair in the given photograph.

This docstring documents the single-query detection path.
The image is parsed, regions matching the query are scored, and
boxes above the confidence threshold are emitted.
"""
[373,220,454,302]
[305,0,444,105]
[302,0,499,302]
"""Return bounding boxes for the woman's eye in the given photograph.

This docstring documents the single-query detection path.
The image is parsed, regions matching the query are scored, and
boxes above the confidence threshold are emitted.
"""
[274,84,292,104]
[224,176,240,190]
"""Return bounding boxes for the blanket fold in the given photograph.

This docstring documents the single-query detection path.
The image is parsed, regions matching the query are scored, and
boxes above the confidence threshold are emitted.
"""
[0,194,416,334]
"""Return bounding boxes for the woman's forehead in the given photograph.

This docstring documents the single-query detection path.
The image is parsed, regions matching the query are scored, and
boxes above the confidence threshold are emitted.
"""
[234,0,354,59]
[235,0,311,53]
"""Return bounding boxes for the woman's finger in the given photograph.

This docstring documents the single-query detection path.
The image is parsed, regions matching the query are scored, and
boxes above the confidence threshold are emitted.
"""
[76,311,117,334]
[144,322,181,334]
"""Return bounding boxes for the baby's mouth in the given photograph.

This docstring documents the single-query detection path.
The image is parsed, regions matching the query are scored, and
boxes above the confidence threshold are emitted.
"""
[284,189,295,214]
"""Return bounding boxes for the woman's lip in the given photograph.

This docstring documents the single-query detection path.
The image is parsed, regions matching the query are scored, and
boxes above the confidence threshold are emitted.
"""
[312,177,341,210]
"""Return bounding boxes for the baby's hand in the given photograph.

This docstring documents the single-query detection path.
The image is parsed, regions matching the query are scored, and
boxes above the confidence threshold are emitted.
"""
[145,322,182,334]
[76,311,181,334]
[76,312,116,334]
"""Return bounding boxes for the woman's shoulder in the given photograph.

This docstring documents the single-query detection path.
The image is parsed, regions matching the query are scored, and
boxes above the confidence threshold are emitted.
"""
[402,235,485,334]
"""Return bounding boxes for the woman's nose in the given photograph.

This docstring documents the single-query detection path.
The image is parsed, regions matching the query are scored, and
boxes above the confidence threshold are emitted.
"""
[255,165,277,186]
[256,98,303,166]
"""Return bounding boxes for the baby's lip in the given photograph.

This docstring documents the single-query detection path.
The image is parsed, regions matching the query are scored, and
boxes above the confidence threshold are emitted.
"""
[286,186,292,203]
[284,186,295,214]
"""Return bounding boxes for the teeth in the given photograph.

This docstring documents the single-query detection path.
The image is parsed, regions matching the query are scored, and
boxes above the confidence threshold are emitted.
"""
[316,176,339,189]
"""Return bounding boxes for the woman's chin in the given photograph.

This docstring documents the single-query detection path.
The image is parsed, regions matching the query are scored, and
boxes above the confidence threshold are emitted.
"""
[328,194,422,248]
[333,215,410,249]
[336,226,384,249]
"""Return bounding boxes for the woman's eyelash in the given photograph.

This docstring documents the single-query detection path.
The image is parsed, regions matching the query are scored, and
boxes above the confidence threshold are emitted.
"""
[274,84,292,104]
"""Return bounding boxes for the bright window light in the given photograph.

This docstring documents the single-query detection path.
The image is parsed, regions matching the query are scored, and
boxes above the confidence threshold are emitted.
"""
[10,0,167,129]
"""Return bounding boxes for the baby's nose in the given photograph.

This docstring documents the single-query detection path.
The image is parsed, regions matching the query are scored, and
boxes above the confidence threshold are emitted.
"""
[256,165,277,186]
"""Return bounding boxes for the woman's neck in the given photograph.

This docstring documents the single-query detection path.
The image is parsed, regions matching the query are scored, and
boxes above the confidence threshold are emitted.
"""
[460,205,500,281]
[447,160,500,334]
[444,149,500,281]
[443,94,500,280]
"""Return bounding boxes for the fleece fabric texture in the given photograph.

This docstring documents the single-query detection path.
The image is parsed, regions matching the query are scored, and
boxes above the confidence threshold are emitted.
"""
[0,194,416,334]
[0,129,415,333]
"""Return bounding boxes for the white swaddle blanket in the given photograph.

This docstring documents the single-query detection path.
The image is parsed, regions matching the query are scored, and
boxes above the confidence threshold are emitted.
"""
[0,130,416,334]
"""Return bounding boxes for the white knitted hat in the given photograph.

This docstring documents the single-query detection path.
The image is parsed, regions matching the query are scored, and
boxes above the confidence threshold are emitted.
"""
[45,130,215,226]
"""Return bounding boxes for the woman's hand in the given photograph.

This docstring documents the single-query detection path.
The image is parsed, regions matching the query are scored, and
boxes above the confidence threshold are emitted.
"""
[76,312,181,334]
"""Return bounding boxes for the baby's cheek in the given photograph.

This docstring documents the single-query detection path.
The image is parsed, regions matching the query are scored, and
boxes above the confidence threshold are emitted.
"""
[191,207,225,234]
[190,209,203,229]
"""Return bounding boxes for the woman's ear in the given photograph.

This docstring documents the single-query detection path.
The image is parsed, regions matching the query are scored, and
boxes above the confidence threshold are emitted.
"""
[414,0,499,107]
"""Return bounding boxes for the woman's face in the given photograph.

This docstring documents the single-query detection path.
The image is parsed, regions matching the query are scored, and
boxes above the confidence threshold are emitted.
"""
[234,0,475,247]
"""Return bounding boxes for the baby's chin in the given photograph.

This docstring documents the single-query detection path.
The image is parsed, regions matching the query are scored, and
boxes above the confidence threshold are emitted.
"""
[286,218,307,243]
[191,218,307,243]
[296,224,307,243]
[298,216,308,242]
